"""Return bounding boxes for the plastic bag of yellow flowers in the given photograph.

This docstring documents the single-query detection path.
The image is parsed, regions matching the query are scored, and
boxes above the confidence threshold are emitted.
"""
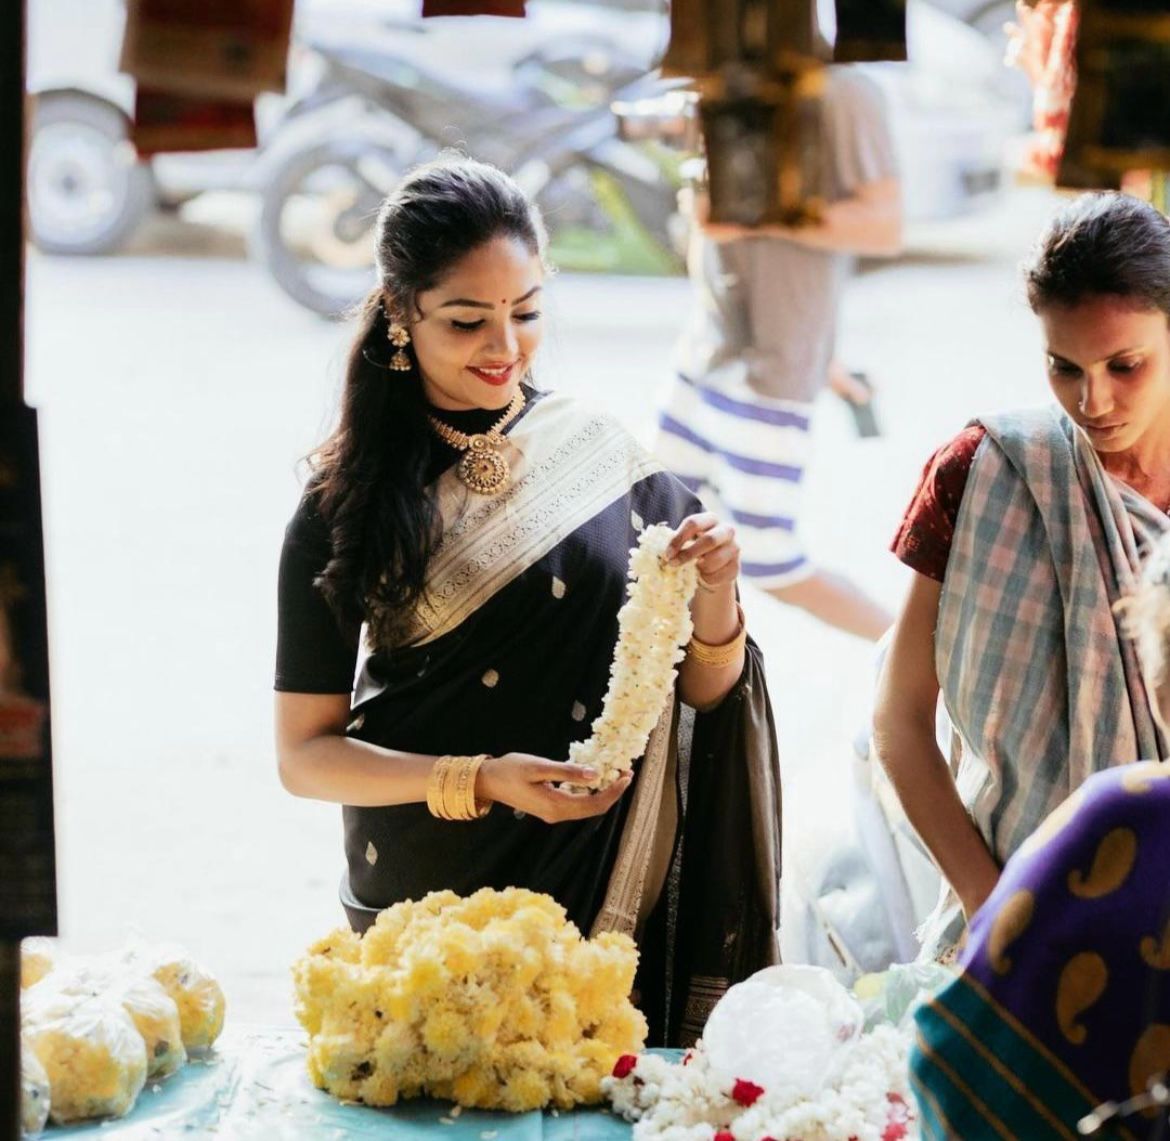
[293,887,648,1112]
[18,937,226,1129]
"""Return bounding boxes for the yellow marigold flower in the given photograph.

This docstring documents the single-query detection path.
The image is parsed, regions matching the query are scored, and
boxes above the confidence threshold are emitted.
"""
[451,1064,496,1106]
[361,1069,401,1107]
[545,990,579,1045]
[422,1007,474,1062]
[404,955,448,998]
[293,887,645,1111]
[439,925,481,975]
[505,996,545,1041]
[500,1069,552,1112]
[373,1016,414,1064]
[596,1004,649,1049]
[306,928,361,964]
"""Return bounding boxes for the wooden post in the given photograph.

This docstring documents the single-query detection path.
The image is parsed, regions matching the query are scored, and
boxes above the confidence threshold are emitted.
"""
[1,2,59,1138]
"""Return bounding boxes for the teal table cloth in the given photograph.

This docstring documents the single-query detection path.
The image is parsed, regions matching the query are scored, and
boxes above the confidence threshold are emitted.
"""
[48,1028,675,1139]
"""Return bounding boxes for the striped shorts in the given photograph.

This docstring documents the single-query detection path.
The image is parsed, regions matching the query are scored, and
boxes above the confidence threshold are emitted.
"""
[654,374,814,588]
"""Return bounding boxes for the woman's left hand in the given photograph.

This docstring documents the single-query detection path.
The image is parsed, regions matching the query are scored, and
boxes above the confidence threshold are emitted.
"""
[665,512,740,589]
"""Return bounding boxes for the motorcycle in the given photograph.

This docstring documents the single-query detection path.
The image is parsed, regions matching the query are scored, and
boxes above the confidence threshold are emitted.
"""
[252,25,687,317]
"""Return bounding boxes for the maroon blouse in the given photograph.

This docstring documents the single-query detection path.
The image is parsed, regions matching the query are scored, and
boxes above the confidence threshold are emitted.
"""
[891,425,987,583]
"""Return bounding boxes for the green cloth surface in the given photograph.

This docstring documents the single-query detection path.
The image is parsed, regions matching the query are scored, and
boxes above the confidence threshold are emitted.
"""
[48,1028,676,1139]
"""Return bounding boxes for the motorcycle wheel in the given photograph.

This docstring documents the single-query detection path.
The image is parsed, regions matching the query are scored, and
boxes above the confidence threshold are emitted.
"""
[29,93,157,256]
[255,139,401,317]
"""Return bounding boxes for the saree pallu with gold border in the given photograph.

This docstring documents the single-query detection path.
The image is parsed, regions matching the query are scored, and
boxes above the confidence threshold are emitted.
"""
[339,391,782,1045]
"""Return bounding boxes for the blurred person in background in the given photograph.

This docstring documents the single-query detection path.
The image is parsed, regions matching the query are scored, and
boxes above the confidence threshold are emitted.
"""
[875,193,1170,962]
[654,62,902,642]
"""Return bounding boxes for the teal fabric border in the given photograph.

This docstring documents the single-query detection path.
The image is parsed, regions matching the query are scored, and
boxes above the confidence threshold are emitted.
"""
[912,974,1101,1141]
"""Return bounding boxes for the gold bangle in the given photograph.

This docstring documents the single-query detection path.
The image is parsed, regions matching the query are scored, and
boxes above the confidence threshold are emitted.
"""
[427,755,493,821]
[441,756,465,821]
[427,755,455,819]
[463,754,493,819]
[687,603,747,668]
[453,756,473,821]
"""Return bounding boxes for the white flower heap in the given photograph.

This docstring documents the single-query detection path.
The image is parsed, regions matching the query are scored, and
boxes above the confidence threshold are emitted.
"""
[603,967,917,1141]
[569,523,698,789]
[293,887,647,1113]
[604,1030,913,1141]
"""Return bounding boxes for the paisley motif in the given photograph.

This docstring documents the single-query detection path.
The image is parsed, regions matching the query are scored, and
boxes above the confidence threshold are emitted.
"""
[1056,952,1108,1045]
[988,890,1035,976]
[1121,761,1170,795]
[1129,1025,1170,1113]
[1140,919,1170,971]
[1067,828,1138,900]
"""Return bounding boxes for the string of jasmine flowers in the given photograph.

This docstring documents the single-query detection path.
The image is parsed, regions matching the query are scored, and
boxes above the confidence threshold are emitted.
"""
[568,523,698,789]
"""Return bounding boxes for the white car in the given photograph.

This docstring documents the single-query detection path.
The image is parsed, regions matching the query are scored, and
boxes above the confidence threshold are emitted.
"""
[27,0,1021,255]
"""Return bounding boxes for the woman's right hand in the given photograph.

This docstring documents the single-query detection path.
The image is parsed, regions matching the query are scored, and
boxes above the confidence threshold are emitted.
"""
[478,754,633,823]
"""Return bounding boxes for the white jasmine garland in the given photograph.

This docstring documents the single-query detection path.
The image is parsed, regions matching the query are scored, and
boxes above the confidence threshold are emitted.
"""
[568,524,698,789]
[602,1027,916,1141]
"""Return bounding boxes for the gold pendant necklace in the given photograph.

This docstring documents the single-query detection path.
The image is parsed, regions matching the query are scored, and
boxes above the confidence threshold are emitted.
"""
[427,388,526,495]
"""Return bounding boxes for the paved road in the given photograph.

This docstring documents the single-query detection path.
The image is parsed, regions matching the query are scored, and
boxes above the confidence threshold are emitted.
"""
[24,186,1060,1023]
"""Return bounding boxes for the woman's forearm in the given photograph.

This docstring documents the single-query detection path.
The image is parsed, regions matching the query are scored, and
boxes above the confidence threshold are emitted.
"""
[278,733,437,806]
[679,582,744,710]
[873,718,1001,918]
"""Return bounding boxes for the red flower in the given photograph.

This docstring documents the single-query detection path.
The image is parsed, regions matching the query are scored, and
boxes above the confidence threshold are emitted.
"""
[714,1132,736,1141]
[731,1079,765,1107]
[682,1050,695,1066]
[883,1091,911,1141]
[611,1054,638,1080]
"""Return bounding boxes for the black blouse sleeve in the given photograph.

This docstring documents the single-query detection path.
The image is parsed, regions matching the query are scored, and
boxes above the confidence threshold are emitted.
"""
[275,491,360,694]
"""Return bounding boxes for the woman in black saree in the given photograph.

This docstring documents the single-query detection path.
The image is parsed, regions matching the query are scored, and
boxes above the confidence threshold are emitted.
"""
[274,156,782,1046]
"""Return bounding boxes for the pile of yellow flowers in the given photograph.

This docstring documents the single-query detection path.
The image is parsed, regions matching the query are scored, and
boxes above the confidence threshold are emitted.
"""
[293,887,647,1112]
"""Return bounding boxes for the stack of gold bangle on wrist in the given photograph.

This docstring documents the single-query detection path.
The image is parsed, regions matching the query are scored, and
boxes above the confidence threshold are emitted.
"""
[687,602,748,669]
[426,754,493,821]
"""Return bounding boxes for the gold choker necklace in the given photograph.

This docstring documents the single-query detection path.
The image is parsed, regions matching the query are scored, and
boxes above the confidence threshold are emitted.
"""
[427,388,527,495]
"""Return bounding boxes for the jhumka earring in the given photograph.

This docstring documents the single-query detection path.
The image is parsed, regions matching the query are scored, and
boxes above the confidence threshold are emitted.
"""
[387,321,412,372]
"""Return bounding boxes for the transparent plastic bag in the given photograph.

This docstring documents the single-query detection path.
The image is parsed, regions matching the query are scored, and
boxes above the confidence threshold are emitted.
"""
[21,1038,51,1136]
[23,995,148,1124]
[116,975,188,1078]
[854,961,956,1031]
[20,937,57,990]
[121,943,226,1052]
[702,965,864,1097]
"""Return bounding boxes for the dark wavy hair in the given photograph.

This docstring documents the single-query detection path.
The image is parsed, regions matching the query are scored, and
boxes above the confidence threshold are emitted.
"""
[310,155,547,642]
[1024,192,1170,316]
